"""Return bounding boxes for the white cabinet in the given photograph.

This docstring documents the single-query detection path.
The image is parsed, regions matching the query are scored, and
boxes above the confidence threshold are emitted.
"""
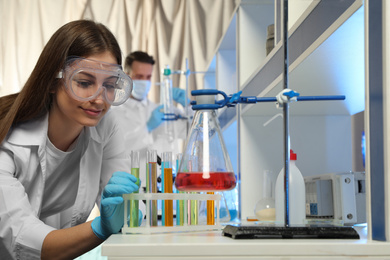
[203,0,365,221]
[238,1,274,88]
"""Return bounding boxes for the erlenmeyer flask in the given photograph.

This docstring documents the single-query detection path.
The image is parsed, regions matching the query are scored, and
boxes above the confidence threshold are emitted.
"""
[175,96,236,191]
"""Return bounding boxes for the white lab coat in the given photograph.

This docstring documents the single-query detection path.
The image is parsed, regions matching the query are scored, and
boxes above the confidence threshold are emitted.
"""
[0,111,129,259]
[112,98,157,153]
[111,98,189,188]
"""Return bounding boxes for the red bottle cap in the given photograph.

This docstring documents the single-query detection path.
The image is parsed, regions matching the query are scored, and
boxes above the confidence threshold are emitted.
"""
[290,149,297,160]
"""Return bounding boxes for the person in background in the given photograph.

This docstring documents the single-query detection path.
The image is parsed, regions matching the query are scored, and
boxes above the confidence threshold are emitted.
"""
[0,20,141,259]
[112,51,189,188]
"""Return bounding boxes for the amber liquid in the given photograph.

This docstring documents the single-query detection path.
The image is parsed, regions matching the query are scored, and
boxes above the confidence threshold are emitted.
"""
[207,192,215,225]
[164,168,173,226]
[175,172,236,191]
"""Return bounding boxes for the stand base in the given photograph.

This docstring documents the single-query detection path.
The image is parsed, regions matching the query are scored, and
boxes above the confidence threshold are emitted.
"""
[222,224,360,239]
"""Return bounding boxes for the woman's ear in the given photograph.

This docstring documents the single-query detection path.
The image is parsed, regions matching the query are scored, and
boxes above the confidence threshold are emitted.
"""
[50,79,62,93]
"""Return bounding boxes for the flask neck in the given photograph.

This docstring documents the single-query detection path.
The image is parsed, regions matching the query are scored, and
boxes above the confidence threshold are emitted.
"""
[262,170,274,198]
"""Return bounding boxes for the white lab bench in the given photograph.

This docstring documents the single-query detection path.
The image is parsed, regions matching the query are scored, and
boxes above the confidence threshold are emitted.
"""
[102,225,390,259]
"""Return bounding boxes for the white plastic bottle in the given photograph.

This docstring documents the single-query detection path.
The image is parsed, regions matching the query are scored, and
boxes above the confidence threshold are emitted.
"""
[275,149,306,225]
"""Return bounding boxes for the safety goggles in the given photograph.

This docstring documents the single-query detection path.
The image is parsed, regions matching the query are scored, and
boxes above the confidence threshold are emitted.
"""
[57,57,133,106]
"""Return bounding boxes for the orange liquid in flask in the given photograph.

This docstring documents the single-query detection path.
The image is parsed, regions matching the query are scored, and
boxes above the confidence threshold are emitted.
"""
[175,172,236,191]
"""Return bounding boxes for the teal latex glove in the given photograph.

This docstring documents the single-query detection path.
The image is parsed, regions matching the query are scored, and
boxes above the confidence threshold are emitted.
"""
[147,104,164,132]
[91,171,140,240]
[138,211,143,225]
[172,87,189,107]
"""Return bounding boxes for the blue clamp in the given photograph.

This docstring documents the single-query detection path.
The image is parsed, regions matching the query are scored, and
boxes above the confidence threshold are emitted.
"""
[190,89,345,110]
[162,113,188,121]
[283,90,300,99]
[190,89,230,110]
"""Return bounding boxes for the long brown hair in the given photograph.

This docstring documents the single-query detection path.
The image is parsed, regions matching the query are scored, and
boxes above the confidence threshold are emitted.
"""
[0,20,122,143]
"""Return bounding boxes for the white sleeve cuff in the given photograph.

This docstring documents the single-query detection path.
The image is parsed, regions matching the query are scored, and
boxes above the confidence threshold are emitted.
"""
[15,219,56,259]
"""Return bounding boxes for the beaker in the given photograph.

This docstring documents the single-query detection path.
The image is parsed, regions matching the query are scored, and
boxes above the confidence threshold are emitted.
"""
[175,96,236,191]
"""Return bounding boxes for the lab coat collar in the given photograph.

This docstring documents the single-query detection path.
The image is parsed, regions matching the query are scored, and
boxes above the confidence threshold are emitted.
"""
[7,114,48,146]
[6,113,104,146]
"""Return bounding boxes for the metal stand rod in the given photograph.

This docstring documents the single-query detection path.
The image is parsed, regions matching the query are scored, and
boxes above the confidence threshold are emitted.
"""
[185,58,190,135]
[282,0,290,228]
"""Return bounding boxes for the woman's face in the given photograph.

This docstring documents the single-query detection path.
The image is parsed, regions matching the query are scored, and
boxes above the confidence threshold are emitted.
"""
[52,52,117,129]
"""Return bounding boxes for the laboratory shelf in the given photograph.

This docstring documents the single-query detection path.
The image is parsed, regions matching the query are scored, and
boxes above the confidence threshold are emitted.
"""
[102,226,390,259]
[241,0,364,117]
[211,0,364,121]
[201,0,366,224]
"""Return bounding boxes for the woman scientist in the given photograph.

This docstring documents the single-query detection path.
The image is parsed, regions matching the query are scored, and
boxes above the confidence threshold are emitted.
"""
[0,20,140,259]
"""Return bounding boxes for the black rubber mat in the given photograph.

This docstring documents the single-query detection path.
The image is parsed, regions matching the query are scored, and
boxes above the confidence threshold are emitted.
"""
[222,224,360,239]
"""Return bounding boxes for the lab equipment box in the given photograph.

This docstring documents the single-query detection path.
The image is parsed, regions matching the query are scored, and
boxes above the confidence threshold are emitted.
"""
[304,172,366,225]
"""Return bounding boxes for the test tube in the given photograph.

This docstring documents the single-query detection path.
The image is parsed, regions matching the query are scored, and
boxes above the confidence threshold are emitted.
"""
[161,65,175,143]
[190,193,198,225]
[148,150,158,226]
[161,153,165,226]
[129,151,140,227]
[187,155,198,225]
[176,153,185,226]
[146,150,150,193]
[207,192,215,225]
[187,155,199,225]
[163,152,173,226]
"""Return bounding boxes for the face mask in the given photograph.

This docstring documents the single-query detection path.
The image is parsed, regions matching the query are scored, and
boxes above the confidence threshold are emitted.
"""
[132,80,151,100]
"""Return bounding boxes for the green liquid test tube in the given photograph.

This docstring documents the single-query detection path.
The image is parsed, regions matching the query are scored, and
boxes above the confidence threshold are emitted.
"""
[187,156,198,225]
[129,151,140,227]
[190,193,198,225]
[176,153,185,226]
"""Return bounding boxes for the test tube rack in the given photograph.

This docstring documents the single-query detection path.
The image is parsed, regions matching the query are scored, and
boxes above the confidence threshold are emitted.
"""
[122,192,223,234]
